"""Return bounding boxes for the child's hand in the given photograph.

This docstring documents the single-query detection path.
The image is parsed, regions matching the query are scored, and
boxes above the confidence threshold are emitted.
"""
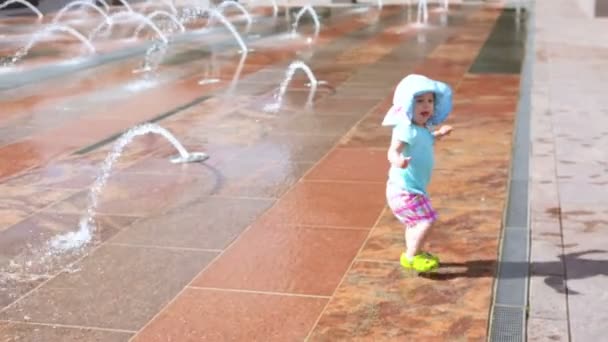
[438,125,453,136]
[435,125,453,139]
[393,156,412,169]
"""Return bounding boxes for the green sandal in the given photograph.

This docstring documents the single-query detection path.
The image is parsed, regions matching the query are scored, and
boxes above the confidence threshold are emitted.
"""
[400,252,439,273]
[419,251,440,264]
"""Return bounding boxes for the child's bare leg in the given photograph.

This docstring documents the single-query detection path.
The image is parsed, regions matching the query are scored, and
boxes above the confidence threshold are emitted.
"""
[404,221,432,259]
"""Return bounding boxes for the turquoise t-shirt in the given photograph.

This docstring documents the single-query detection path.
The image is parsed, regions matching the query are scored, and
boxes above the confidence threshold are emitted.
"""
[388,123,435,195]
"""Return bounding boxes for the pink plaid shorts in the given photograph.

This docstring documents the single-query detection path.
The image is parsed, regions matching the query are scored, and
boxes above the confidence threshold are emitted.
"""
[386,183,438,226]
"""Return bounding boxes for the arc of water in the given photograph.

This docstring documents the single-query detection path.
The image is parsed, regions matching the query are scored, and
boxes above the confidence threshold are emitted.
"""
[198,8,247,53]
[13,24,96,65]
[90,12,168,44]
[416,0,428,25]
[48,123,207,251]
[214,0,252,31]
[225,50,248,94]
[305,81,317,110]
[264,60,318,113]
[158,0,178,14]
[133,39,168,73]
[53,1,110,25]
[138,0,178,15]
[113,0,133,12]
[133,10,185,38]
[0,0,43,19]
[291,5,320,37]
[250,0,278,17]
[94,0,110,12]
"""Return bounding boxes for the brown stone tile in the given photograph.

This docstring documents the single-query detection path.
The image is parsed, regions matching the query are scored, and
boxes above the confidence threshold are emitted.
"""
[0,213,137,259]
[231,132,340,163]
[217,161,314,198]
[308,260,490,341]
[337,115,391,149]
[34,118,140,148]
[260,181,386,228]
[0,139,69,181]
[0,322,132,342]
[192,223,368,295]
[452,100,518,117]
[110,197,273,249]
[133,287,327,342]
[458,74,521,98]
[0,186,76,231]
[271,113,360,137]
[312,97,382,116]
[0,244,217,331]
[435,143,511,170]
[359,207,502,263]
[42,171,217,216]
[1,160,99,190]
[304,148,388,183]
[429,167,509,210]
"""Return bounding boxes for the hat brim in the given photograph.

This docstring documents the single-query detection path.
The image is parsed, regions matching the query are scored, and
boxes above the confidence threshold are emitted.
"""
[381,75,453,127]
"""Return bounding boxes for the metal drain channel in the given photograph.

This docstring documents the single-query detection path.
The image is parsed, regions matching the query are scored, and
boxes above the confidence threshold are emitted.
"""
[488,1,534,341]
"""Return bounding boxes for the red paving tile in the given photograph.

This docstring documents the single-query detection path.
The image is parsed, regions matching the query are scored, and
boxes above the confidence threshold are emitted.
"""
[132,288,327,342]
[304,148,389,183]
[192,222,369,295]
[258,180,386,228]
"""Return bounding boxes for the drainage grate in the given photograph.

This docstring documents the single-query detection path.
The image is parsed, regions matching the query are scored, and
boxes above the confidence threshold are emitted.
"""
[489,1,534,341]
[490,305,525,342]
[494,227,528,306]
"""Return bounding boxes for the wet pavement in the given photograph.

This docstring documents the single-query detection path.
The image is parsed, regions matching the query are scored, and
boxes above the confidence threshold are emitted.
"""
[0,1,533,341]
[527,0,608,341]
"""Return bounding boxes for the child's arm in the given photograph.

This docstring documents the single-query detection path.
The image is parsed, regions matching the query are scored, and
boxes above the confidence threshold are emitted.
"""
[433,125,453,140]
[387,138,411,168]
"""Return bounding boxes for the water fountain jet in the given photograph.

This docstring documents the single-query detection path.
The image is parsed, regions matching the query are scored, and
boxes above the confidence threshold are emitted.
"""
[52,1,110,25]
[133,10,186,38]
[132,39,168,73]
[90,12,168,44]
[291,5,320,38]
[197,8,249,53]
[0,0,43,19]
[264,60,323,113]
[215,0,252,32]
[49,123,208,251]
[415,0,429,27]
[1,24,96,67]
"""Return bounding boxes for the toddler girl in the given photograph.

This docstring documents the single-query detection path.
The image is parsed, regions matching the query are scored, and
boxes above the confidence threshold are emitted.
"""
[383,74,453,273]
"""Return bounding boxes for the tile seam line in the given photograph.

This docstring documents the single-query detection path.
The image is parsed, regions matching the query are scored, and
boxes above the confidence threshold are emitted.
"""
[103,242,223,253]
[0,319,137,334]
[186,286,332,299]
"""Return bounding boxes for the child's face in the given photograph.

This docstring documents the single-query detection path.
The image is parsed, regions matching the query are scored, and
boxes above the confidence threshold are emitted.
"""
[412,92,435,126]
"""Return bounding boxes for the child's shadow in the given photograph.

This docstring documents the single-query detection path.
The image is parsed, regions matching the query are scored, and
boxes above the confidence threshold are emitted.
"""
[423,250,607,295]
